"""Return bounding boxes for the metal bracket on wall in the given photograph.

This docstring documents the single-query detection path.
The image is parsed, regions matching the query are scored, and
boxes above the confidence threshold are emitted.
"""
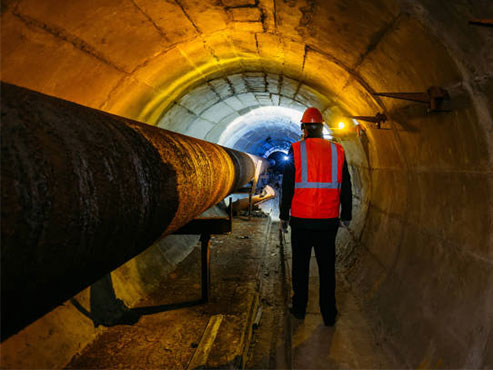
[373,86,450,112]
[348,113,387,129]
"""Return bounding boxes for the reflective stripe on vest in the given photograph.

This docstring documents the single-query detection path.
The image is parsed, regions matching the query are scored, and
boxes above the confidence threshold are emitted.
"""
[291,139,344,219]
[295,140,341,189]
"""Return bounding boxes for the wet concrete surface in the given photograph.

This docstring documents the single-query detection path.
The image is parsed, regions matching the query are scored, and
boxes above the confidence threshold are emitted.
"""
[67,216,400,369]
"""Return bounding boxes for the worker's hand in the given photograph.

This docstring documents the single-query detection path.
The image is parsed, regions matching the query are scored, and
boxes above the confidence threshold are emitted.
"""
[280,219,289,233]
[341,220,350,228]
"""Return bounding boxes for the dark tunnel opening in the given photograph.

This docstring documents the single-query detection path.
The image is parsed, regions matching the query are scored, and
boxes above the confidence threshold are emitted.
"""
[266,150,290,173]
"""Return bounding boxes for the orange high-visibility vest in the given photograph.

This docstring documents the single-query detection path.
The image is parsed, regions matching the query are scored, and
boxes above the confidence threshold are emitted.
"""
[291,138,345,219]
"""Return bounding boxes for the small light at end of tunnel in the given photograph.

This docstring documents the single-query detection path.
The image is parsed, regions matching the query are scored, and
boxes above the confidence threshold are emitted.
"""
[283,155,289,161]
[338,121,345,129]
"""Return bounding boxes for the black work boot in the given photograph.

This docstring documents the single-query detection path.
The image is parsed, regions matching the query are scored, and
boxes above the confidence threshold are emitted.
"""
[322,308,338,326]
[289,305,306,320]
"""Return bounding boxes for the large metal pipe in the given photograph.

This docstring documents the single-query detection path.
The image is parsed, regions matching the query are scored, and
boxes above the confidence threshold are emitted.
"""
[0,82,266,340]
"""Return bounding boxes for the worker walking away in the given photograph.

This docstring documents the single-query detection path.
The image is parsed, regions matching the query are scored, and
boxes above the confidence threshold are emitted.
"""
[280,107,352,326]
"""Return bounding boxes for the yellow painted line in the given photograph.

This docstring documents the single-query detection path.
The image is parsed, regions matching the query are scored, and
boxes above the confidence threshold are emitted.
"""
[187,314,224,369]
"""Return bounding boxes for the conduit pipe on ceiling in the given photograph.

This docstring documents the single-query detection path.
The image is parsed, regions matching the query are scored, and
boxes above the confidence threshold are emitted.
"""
[0,83,268,340]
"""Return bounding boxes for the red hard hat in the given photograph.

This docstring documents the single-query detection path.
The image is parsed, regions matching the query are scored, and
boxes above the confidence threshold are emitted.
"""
[301,107,323,123]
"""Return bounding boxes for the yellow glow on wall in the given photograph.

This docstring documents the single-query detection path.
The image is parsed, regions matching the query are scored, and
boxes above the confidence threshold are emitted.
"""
[137,55,253,125]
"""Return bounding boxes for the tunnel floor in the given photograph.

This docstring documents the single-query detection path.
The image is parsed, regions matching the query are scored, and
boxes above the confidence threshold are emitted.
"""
[66,216,401,369]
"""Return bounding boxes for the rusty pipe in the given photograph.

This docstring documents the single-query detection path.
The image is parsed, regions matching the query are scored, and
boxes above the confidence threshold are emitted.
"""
[0,82,267,340]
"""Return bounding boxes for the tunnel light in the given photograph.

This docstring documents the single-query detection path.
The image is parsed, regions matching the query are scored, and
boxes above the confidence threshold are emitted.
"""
[283,155,289,161]
[338,121,345,129]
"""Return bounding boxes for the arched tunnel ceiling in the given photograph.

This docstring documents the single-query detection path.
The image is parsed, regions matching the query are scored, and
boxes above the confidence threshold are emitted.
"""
[157,73,313,139]
[3,0,491,139]
[158,73,327,153]
[216,106,303,155]
[1,0,493,368]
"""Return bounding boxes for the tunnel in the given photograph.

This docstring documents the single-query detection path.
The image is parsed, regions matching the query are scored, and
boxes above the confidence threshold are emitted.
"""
[1,0,492,369]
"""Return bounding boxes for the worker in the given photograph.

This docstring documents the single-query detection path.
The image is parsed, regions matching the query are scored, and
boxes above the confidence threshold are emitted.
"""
[280,107,352,326]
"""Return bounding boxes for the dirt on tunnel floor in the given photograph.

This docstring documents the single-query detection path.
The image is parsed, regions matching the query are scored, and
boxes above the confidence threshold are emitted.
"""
[67,216,401,369]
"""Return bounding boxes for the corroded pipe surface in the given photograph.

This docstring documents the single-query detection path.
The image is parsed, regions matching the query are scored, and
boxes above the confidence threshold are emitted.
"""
[0,83,264,340]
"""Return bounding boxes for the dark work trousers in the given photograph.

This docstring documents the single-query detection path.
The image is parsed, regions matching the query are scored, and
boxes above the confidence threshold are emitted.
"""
[290,225,338,319]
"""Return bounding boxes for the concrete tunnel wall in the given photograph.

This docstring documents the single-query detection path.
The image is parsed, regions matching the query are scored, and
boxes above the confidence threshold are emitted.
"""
[1,0,492,368]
